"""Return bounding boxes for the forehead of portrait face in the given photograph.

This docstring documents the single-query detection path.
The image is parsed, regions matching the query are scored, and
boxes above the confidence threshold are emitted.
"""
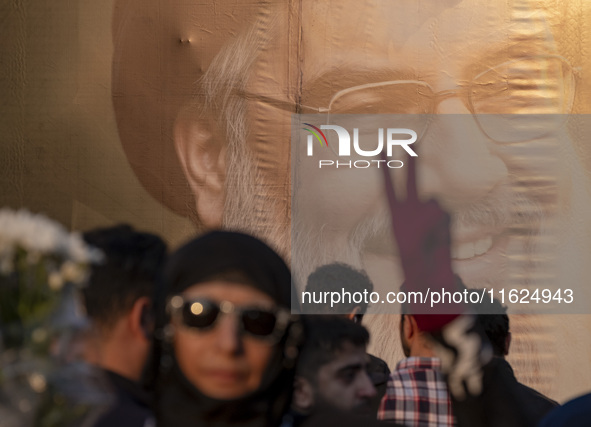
[298,0,555,104]
[315,341,375,411]
[172,280,277,400]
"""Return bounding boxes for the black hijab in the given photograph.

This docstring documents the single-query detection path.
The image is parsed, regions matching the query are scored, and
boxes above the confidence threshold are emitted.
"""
[151,231,302,427]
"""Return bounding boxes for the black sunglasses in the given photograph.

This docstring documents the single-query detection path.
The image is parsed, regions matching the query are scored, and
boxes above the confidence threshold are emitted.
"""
[167,296,291,342]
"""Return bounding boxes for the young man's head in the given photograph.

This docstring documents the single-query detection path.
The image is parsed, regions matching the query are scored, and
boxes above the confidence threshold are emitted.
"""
[398,282,510,359]
[398,314,436,359]
[294,315,376,415]
[304,263,373,319]
[82,225,167,380]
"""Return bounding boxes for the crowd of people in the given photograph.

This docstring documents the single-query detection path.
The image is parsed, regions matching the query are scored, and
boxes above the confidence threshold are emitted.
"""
[12,217,579,427]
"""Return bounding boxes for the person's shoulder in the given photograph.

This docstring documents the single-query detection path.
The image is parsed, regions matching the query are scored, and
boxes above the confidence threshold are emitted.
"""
[498,357,558,413]
[393,356,441,373]
[538,393,591,427]
[368,354,390,372]
[515,381,558,408]
[93,369,154,427]
[385,357,446,399]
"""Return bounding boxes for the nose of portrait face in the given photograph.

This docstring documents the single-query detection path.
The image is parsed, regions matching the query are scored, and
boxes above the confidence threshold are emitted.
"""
[419,97,509,207]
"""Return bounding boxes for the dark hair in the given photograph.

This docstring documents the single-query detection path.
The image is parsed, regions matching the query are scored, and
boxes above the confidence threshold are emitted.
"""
[456,284,510,357]
[304,263,373,315]
[446,278,510,357]
[400,276,510,357]
[475,297,510,357]
[82,225,167,330]
[297,315,370,383]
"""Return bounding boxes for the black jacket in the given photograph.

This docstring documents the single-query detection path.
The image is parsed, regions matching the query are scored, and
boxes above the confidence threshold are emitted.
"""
[93,370,154,427]
[452,357,557,427]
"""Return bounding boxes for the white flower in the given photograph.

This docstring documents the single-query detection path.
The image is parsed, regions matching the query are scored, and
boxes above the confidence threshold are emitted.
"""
[48,272,64,291]
[68,233,103,264]
[0,209,68,257]
[0,208,101,286]
[60,261,87,284]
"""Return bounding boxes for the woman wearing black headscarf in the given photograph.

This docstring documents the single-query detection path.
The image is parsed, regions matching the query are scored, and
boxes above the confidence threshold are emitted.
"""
[150,231,303,427]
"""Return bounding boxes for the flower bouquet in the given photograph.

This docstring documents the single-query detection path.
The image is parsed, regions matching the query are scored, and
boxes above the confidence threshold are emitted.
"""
[0,208,102,427]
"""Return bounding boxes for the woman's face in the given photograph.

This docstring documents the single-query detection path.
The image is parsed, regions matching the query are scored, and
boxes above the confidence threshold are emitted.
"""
[172,280,277,399]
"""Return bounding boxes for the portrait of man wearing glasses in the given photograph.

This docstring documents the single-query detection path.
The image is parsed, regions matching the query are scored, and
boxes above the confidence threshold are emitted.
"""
[112,0,591,399]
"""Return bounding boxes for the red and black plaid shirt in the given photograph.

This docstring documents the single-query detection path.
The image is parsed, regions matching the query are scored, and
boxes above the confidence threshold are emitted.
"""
[377,357,456,427]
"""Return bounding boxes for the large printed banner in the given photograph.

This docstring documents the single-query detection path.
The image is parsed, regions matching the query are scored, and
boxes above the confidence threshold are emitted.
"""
[2,0,591,401]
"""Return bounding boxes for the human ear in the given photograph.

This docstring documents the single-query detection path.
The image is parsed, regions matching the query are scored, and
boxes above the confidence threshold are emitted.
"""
[129,297,152,342]
[403,315,415,341]
[174,109,226,228]
[504,331,512,356]
[293,377,315,413]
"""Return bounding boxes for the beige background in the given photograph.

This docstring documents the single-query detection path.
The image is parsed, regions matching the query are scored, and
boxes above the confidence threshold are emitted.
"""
[0,0,194,247]
[2,0,590,246]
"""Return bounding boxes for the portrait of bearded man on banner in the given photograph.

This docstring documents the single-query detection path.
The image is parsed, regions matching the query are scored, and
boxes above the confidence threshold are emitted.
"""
[111,0,591,401]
